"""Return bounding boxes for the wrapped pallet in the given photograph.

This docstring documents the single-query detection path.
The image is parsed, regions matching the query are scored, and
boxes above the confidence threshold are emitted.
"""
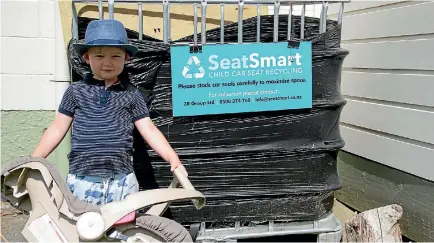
[67,13,348,224]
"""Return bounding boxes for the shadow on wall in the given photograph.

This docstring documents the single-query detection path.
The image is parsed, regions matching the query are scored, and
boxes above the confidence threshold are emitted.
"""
[75,3,268,40]
[78,5,235,25]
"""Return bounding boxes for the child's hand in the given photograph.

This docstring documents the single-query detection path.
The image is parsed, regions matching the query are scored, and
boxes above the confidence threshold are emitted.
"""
[170,161,188,176]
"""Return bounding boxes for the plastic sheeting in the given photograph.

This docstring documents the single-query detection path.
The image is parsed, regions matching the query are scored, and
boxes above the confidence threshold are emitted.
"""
[67,15,348,223]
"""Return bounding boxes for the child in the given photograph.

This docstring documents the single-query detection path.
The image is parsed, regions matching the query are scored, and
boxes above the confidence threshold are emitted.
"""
[31,19,185,206]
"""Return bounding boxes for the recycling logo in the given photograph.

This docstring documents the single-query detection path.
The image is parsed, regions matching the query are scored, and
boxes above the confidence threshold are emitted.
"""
[182,56,205,79]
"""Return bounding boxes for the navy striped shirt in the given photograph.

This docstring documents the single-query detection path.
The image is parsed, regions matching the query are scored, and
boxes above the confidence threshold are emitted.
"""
[58,74,149,177]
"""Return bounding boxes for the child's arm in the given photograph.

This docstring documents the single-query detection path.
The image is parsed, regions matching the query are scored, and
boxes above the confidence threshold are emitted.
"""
[134,117,184,172]
[32,113,73,158]
[131,89,184,172]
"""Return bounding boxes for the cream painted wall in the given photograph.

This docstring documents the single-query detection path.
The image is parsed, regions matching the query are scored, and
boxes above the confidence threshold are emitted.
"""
[328,1,434,182]
[1,0,57,111]
[268,3,323,18]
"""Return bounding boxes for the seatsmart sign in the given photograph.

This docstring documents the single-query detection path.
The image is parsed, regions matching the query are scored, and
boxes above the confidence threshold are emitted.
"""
[170,42,312,117]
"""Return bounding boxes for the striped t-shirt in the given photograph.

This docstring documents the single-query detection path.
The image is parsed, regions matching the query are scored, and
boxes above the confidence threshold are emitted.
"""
[58,73,149,177]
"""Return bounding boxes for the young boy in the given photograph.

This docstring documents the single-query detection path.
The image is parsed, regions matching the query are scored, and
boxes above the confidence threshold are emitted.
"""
[31,19,184,206]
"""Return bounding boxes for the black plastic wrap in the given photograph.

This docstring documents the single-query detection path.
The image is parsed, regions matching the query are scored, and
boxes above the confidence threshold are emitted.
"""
[67,15,348,223]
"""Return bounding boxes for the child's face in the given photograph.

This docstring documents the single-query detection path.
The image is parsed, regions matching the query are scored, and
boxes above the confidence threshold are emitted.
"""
[83,46,130,81]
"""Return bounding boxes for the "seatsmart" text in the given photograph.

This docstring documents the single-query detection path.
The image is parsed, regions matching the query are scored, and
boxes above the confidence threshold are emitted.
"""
[208,52,303,71]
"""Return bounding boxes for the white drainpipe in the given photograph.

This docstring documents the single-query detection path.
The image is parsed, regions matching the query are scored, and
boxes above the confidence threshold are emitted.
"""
[53,0,71,175]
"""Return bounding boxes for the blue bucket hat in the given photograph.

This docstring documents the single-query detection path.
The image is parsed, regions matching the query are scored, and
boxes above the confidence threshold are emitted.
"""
[73,19,139,57]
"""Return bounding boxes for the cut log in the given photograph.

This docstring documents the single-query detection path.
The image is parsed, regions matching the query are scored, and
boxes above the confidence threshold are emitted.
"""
[343,204,403,242]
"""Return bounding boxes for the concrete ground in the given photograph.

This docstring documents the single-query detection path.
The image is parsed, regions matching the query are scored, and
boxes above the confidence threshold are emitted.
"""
[1,202,29,242]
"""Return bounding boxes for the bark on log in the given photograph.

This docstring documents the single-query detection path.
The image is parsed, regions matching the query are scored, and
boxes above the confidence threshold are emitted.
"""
[343,204,403,242]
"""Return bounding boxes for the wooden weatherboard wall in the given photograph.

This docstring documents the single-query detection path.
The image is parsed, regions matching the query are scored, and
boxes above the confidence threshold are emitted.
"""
[337,151,434,242]
[328,1,434,241]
